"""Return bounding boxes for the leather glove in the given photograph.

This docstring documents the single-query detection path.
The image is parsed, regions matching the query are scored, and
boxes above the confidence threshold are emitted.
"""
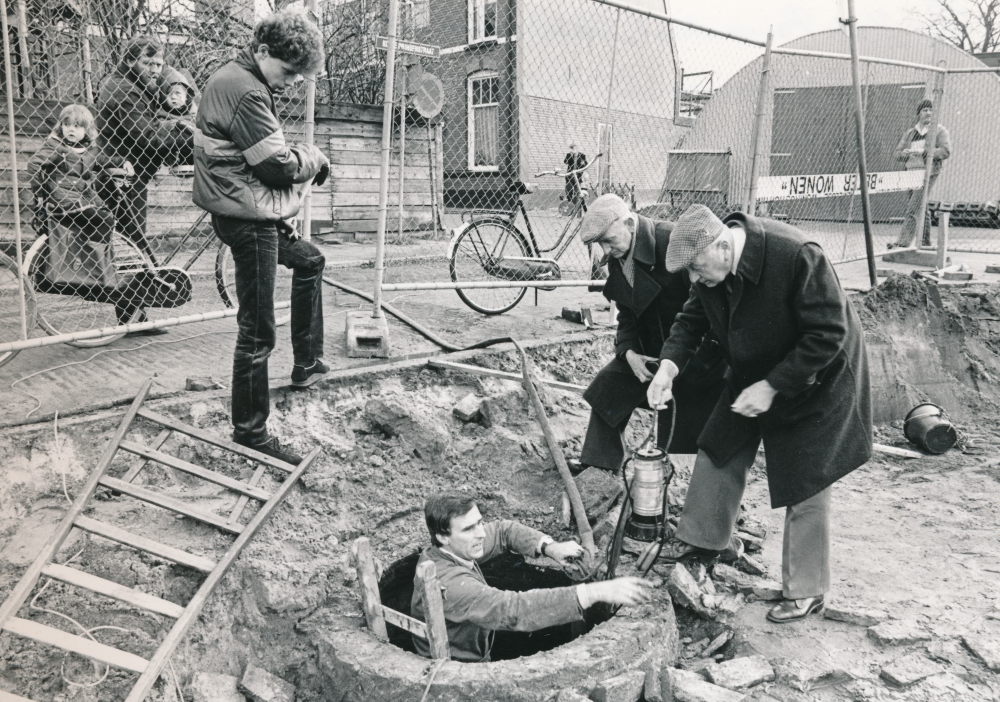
[313,163,330,187]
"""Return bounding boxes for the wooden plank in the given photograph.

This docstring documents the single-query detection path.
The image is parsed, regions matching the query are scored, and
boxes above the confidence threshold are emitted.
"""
[428,360,587,394]
[97,477,245,535]
[136,408,296,473]
[319,219,435,234]
[329,151,431,167]
[118,441,271,501]
[416,561,449,659]
[328,178,393,193]
[121,428,173,483]
[73,516,216,573]
[329,136,429,153]
[379,604,428,638]
[330,207,432,221]
[873,442,924,459]
[328,164,428,180]
[0,688,37,702]
[318,122,383,139]
[41,563,185,619]
[328,192,433,207]
[353,537,389,642]
[0,380,154,632]
[3,617,149,674]
[227,463,268,526]
[124,448,319,702]
[315,103,384,122]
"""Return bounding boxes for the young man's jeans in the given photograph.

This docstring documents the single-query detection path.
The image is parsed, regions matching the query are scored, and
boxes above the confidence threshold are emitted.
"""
[211,214,326,445]
[895,172,938,248]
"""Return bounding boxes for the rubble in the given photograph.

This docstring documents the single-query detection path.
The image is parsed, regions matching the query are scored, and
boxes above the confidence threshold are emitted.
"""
[240,665,296,702]
[185,377,224,391]
[962,633,1000,672]
[452,393,483,422]
[867,620,932,646]
[711,564,755,594]
[589,669,646,702]
[705,655,775,690]
[926,639,963,663]
[643,660,664,702]
[668,563,714,619]
[736,554,766,576]
[555,689,589,702]
[668,668,747,702]
[701,630,733,659]
[822,604,888,627]
[737,532,763,553]
[750,581,783,601]
[188,673,245,702]
[573,466,623,522]
[879,652,944,687]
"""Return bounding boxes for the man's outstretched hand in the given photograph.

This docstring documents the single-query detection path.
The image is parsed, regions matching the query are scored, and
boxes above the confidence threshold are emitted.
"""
[544,540,584,567]
[730,379,779,418]
[624,350,658,383]
[579,577,653,608]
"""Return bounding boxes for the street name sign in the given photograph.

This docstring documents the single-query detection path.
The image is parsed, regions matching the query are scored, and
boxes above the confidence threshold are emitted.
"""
[757,171,925,202]
[375,36,441,59]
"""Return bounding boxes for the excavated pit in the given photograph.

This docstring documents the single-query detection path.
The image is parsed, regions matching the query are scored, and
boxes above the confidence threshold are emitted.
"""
[2,278,1000,701]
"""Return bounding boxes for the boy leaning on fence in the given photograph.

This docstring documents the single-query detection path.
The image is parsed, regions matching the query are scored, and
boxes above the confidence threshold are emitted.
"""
[192,6,331,465]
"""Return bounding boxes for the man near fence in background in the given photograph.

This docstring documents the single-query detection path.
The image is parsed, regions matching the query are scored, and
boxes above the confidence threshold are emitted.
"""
[646,204,872,623]
[573,194,727,476]
[410,493,652,662]
[193,6,331,464]
[890,99,951,249]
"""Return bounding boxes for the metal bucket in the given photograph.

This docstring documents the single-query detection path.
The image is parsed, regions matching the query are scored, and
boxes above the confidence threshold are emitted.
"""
[903,403,957,454]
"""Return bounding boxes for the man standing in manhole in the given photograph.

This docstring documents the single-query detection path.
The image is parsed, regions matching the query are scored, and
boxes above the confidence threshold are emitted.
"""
[193,6,331,464]
[647,204,872,623]
[411,494,652,662]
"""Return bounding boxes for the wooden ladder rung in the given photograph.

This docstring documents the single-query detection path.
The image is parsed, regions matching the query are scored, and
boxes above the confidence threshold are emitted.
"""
[0,689,38,702]
[379,605,428,639]
[137,409,296,473]
[97,477,244,535]
[73,516,216,573]
[121,428,173,483]
[42,563,185,619]
[2,616,149,674]
[119,441,272,501]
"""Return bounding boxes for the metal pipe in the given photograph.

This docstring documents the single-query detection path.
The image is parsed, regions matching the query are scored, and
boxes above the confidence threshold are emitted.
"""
[379,279,607,291]
[301,0,321,241]
[372,0,400,319]
[846,0,877,287]
[397,66,406,242]
[1,0,29,340]
[771,46,948,73]
[0,303,290,355]
[943,66,1000,74]
[588,0,766,46]
[428,121,438,239]
[744,27,773,215]
[15,0,32,98]
[600,8,621,194]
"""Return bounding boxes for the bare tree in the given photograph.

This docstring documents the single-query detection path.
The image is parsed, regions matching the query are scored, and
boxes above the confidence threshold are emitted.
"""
[913,0,1000,53]
[323,0,392,105]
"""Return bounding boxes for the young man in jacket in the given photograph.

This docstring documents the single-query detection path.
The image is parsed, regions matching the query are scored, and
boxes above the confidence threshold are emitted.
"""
[575,194,727,474]
[646,204,872,623]
[193,7,331,464]
[410,493,652,662]
[891,99,951,249]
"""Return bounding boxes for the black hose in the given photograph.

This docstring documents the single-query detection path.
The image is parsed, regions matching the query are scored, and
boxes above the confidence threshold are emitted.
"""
[322,276,516,353]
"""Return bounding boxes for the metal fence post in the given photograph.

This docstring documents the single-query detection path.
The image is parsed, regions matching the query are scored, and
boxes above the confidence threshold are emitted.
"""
[372,0,399,320]
[601,8,621,195]
[301,0,321,241]
[914,64,946,254]
[1,0,29,340]
[744,27,773,215]
[397,65,406,243]
[846,0,877,287]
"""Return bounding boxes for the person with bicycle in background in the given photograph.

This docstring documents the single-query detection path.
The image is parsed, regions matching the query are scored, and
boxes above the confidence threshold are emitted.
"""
[563,143,588,212]
[97,35,194,333]
[574,194,728,484]
[193,6,330,465]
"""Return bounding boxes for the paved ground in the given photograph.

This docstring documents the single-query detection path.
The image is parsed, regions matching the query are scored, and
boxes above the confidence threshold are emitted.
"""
[2,217,999,428]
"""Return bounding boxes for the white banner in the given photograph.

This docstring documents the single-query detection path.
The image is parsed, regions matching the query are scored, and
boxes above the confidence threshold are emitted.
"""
[756,170,925,202]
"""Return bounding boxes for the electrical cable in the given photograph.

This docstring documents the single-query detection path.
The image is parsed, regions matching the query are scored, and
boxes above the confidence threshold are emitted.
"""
[419,657,448,702]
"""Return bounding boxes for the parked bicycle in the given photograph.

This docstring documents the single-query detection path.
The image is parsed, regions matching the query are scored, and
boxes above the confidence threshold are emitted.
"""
[0,170,291,369]
[448,154,603,315]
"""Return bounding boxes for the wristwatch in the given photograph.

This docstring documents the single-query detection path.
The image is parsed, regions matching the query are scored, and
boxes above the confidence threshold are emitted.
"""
[539,536,554,558]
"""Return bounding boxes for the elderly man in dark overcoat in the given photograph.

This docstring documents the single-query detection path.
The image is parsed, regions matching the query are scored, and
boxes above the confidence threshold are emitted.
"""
[647,204,872,623]
[576,194,726,472]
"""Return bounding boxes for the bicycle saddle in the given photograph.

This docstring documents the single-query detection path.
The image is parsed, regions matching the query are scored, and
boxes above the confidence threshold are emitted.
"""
[509,181,536,194]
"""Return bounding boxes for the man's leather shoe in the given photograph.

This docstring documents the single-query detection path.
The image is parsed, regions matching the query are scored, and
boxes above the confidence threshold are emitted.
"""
[657,533,744,564]
[235,436,302,466]
[766,595,825,623]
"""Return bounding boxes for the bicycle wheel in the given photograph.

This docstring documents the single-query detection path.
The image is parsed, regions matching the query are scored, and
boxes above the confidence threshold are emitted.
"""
[0,252,38,368]
[24,233,144,348]
[449,219,531,315]
[215,243,292,327]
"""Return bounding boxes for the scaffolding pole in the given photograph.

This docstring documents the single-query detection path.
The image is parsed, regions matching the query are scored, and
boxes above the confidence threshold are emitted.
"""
[744,27,773,215]
[846,0,877,287]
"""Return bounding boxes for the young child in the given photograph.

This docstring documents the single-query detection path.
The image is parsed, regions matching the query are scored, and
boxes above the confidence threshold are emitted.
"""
[27,104,130,245]
[157,66,197,167]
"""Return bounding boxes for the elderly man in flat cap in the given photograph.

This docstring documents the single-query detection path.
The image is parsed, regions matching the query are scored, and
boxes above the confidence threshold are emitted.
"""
[646,204,872,623]
[575,194,726,474]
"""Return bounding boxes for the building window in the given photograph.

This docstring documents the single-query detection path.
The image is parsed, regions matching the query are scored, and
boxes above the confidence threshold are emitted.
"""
[412,0,429,29]
[469,72,499,170]
[469,0,498,42]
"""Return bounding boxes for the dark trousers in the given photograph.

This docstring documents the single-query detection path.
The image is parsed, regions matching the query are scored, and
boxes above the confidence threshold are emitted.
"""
[116,180,158,264]
[211,214,326,445]
[581,405,679,471]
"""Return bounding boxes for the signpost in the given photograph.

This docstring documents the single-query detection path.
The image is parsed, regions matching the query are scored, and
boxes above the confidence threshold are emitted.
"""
[376,36,440,59]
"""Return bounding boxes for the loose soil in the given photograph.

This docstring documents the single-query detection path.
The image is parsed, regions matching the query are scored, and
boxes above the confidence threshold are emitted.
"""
[0,277,998,701]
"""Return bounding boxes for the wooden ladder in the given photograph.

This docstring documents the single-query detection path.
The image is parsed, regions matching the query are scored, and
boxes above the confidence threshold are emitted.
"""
[0,379,318,702]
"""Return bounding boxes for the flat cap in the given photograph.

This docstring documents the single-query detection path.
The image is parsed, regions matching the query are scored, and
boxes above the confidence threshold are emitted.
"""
[578,193,627,244]
[665,204,727,272]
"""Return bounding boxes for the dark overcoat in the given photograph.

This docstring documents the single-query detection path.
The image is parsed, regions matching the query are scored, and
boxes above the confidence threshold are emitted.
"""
[584,215,726,453]
[659,213,873,508]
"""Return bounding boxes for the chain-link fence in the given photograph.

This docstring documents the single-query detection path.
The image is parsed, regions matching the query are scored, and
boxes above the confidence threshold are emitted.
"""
[5,0,1000,367]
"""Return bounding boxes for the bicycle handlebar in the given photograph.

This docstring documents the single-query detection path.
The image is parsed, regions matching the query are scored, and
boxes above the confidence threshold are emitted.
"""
[534,152,604,178]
